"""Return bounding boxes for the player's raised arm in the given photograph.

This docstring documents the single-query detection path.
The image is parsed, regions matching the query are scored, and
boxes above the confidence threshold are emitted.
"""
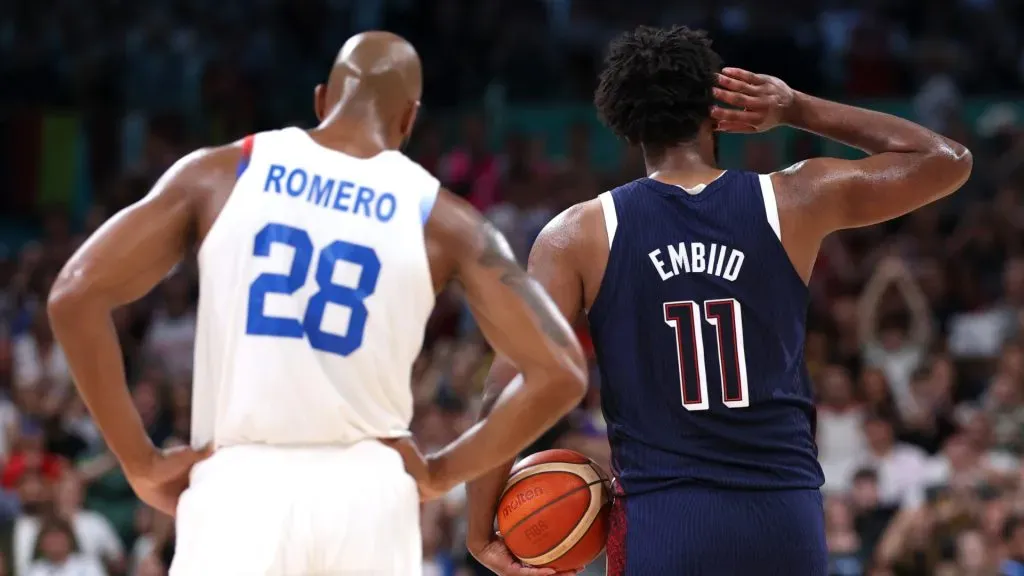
[47,148,228,516]
[422,191,588,496]
[712,67,972,277]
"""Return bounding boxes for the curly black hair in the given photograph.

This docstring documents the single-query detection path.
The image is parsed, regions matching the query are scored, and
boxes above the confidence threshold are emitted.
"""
[594,26,722,155]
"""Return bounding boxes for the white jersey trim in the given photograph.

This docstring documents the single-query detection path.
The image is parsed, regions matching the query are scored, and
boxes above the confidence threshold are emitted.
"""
[758,173,782,241]
[598,191,618,248]
[419,185,439,225]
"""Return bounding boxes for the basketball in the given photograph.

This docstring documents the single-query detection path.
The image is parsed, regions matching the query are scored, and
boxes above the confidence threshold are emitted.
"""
[496,449,611,571]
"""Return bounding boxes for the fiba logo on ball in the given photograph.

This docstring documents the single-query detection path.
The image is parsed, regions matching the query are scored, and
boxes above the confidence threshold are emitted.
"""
[523,520,550,542]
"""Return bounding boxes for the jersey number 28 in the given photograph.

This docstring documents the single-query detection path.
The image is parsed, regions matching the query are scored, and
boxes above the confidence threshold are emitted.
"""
[245,223,380,357]
[663,299,749,411]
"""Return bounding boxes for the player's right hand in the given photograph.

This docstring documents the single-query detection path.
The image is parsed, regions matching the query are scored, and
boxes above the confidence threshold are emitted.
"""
[711,67,797,133]
[123,445,213,518]
[470,537,580,576]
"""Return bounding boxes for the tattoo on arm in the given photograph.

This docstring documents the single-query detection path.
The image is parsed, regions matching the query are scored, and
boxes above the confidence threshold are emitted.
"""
[474,221,571,347]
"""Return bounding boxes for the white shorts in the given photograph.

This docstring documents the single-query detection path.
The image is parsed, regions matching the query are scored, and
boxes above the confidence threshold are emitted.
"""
[171,441,421,576]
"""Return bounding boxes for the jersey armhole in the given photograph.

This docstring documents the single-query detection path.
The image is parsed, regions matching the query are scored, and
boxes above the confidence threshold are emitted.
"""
[598,191,618,248]
[420,185,440,225]
[757,174,782,241]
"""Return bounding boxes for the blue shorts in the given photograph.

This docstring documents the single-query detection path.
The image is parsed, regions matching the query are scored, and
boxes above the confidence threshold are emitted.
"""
[606,485,826,576]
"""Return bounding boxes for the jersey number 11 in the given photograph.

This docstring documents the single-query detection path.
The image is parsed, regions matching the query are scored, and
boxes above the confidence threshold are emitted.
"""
[663,299,749,411]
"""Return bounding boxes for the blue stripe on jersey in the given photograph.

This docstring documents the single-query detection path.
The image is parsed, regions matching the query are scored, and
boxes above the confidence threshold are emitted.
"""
[236,134,255,179]
[419,185,439,225]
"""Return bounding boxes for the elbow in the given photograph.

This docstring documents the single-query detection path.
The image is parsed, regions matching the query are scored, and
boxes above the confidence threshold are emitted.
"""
[934,140,973,195]
[548,353,589,414]
[46,275,93,328]
[949,142,973,188]
[521,352,588,419]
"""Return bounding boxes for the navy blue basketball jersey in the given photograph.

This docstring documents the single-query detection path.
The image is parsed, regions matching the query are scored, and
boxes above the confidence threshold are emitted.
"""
[587,171,824,495]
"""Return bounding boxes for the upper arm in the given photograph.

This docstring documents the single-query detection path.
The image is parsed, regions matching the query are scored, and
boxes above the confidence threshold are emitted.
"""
[424,190,584,379]
[775,147,972,237]
[522,208,587,326]
[49,150,209,309]
[476,206,589,404]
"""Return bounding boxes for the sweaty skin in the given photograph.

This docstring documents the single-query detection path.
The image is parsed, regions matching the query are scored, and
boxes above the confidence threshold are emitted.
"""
[47,31,587,517]
[466,67,972,575]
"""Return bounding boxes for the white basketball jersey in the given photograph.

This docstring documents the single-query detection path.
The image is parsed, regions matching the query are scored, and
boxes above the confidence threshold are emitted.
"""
[192,127,438,448]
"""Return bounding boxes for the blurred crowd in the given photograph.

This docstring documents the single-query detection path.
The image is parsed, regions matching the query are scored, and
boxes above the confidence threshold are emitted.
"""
[4,0,1024,126]
[2,0,1024,576]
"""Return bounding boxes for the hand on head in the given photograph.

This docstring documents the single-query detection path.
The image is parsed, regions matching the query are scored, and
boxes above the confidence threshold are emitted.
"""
[711,68,797,134]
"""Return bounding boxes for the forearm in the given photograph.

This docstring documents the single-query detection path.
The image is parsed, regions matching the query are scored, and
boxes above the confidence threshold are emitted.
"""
[431,370,582,493]
[48,295,154,469]
[465,361,522,548]
[786,92,955,156]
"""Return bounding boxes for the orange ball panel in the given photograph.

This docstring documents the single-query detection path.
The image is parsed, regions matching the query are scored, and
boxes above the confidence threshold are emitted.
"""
[540,501,610,571]
[502,480,592,558]
[496,472,587,536]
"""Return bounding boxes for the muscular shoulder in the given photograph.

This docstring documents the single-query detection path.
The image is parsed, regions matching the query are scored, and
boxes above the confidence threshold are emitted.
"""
[531,198,608,308]
[145,143,244,207]
[770,160,834,207]
[531,199,604,262]
[170,143,245,193]
[148,142,248,248]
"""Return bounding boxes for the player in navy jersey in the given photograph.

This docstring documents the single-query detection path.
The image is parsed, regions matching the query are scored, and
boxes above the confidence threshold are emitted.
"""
[465,25,972,576]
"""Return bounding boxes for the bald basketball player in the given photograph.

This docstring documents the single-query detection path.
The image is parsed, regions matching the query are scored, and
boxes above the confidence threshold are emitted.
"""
[48,32,586,575]
[467,26,971,575]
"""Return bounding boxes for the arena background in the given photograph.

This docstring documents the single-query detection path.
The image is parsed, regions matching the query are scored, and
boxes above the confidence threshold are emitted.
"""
[2,0,1024,575]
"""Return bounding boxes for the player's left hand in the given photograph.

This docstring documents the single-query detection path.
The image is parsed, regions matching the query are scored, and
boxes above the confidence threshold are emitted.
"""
[123,445,213,518]
[711,67,797,133]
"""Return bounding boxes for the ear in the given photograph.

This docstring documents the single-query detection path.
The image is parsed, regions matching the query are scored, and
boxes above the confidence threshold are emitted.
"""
[400,100,421,141]
[314,84,326,122]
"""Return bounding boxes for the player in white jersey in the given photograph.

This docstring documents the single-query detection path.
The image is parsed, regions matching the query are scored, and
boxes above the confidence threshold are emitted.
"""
[47,32,588,575]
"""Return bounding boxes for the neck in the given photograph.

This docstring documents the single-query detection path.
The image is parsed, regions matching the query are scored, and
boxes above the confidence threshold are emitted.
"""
[315,99,396,156]
[644,143,715,175]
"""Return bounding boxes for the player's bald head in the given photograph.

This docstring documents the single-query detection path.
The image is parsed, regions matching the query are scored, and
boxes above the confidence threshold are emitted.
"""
[332,31,422,101]
[315,32,423,149]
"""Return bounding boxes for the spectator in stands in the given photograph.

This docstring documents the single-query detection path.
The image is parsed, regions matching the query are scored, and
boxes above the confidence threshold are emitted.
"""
[859,257,933,418]
[12,313,70,393]
[985,369,1024,456]
[439,114,499,213]
[1003,514,1024,575]
[52,473,124,573]
[826,496,866,575]
[25,516,104,576]
[818,364,869,493]
[142,272,196,379]
[849,468,896,561]
[859,367,901,423]
[900,365,957,455]
[859,412,929,508]
[2,420,62,490]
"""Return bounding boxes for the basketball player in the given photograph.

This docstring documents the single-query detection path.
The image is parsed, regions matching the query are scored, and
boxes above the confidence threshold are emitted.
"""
[47,32,587,575]
[466,25,972,575]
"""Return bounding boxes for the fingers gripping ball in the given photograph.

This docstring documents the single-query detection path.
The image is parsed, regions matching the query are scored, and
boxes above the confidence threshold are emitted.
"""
[496,449,611,571]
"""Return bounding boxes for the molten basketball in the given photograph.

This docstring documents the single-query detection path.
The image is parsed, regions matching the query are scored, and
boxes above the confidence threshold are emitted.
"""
[496,449,611,571]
